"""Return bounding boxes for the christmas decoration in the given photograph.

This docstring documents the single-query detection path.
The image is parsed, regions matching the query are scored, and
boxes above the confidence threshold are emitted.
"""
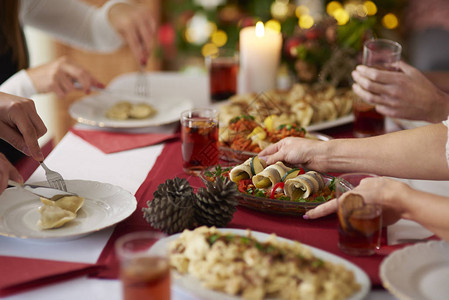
[195,176,239,227]
[159,0,406,86]
[142,176,239,234]
[142,177,196,234]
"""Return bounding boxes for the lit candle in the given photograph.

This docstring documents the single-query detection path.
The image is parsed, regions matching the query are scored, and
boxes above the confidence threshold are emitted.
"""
[239,22,283,94]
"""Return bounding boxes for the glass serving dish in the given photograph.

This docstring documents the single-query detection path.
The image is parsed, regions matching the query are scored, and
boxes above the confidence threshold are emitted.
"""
[202,167,335,215]
[219,132,332,163]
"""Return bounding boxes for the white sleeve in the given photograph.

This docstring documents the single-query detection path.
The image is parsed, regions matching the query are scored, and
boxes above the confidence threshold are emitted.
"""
[19,0,126,52]
[443,117,449,168]
[0,70,37,98]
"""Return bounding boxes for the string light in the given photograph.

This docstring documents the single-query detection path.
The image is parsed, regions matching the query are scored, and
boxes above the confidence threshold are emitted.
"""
[271,1,289,20]
[266,19,281,33]
[299,15,314,29]
[363,1,377,16]
[326,1,342,16]
[382,13,399,29]
[295,5,310,18]
[333,8,349,25]
[211,30,227,47]
[201,43,218,57]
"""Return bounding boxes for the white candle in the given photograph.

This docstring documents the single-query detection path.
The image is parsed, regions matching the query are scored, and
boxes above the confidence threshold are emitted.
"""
[239,22,283,94]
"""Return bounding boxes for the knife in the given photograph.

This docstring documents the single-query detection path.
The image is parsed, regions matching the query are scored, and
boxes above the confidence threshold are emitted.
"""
[8,180,78,201]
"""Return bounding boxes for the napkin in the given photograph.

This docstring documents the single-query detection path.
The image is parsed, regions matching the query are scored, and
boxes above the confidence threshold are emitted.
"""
[70,128,179,154]
[0,256,99,297]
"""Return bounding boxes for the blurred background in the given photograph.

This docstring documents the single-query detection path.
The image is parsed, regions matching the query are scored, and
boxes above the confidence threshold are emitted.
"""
[26,0,448,144]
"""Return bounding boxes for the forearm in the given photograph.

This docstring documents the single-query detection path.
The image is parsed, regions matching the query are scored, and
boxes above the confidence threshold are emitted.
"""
[20,0,124,52]
[317,123,449,179]
[399,187,449,242]
[424,71,449,93]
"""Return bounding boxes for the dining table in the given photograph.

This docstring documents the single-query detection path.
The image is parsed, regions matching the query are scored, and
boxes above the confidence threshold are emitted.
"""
[1,71,446,300]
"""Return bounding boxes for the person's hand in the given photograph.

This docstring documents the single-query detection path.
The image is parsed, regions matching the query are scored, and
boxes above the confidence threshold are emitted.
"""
[0,153,23,195]
[352,61,449,123]
[259,137,325,171]
[108,2,155,65]
[305,177,406,226]
[0,92,47,162]
[26,57,104,98]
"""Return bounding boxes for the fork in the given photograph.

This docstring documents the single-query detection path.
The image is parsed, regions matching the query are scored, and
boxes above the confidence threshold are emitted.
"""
[135,64,149,97]
[40,162,67,192]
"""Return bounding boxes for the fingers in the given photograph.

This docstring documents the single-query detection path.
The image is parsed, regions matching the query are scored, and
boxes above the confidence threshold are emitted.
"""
[355,65,400,84]
[62,62,103,94]
[0,153,22,195]
[108,3,155,65]
[304,198,338,219]
[0,93,46,161]
[8,103,45,161]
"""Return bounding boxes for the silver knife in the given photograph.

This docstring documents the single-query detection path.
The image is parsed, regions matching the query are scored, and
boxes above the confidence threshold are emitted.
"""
[8,180,78,201]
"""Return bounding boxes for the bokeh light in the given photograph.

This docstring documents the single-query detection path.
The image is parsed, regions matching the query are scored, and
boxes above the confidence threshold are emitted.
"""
[298,15,314,29]
[266,19,281,33]
[363,1,377,16]
[326,1,342,16]
[211,30,227,47]
[201,43,218,57]
[333,8,350,25]
[295,5,310,18]
[382,13,399,29]
[271,1,289,20]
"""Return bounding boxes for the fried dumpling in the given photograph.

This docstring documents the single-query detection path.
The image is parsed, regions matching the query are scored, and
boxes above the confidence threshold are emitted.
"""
[38,205,76,229]
[40,196,85,214]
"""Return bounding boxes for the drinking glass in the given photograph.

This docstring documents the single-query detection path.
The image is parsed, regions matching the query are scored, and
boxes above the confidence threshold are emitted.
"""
[336,173,382,256]
[353,39,402,137]
[206,48,239,103]
[115,231,170,300]
[181,108,219,175]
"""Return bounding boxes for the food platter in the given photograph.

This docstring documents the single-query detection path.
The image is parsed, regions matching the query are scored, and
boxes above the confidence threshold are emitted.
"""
[0,180,136,240]
[203,165,335,215]
[219,132,332,162]
[155,228,370,300]
[234,173,334,215]
[380,240,449,300]
[69,92,193,128]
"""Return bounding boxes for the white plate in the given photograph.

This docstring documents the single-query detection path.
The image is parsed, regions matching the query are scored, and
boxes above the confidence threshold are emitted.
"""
[155,228,370,300]
[306,114,354,132]
[380,240,449,300]
[69,92,193,128]
[0,180,136,241]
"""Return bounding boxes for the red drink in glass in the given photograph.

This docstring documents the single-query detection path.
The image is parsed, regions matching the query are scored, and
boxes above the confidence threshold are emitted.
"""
[181,109,219,175]
[353,101,385,137]
[210,58,238,102]
[338,208,382,256]
[353,39,401,137]
[121,256,171,300]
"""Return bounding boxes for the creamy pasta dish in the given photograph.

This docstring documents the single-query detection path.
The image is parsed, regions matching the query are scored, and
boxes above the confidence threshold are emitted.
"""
[169,226,360,300]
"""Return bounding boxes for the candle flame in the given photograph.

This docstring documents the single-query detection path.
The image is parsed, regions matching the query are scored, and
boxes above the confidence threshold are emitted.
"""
[255,21,264,37]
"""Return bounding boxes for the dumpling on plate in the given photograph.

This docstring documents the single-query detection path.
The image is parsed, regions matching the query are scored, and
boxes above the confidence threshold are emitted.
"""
[40,196,85,214]
[37,205,76,229]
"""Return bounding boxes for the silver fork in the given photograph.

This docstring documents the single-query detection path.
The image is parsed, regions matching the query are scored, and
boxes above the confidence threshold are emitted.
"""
[135,64,149,97]
[40,162,67,192]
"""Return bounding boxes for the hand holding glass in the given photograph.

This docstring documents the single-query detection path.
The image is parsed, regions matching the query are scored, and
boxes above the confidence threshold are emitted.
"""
[353,39,402,137]
[336,173,382,256]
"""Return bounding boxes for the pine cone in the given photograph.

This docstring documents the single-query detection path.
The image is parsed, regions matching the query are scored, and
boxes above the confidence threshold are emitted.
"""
[142,177,196,234]
[194,177,239,227]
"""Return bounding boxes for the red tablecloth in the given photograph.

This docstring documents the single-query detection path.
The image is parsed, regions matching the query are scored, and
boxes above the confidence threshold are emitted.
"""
[95,133,388,286]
